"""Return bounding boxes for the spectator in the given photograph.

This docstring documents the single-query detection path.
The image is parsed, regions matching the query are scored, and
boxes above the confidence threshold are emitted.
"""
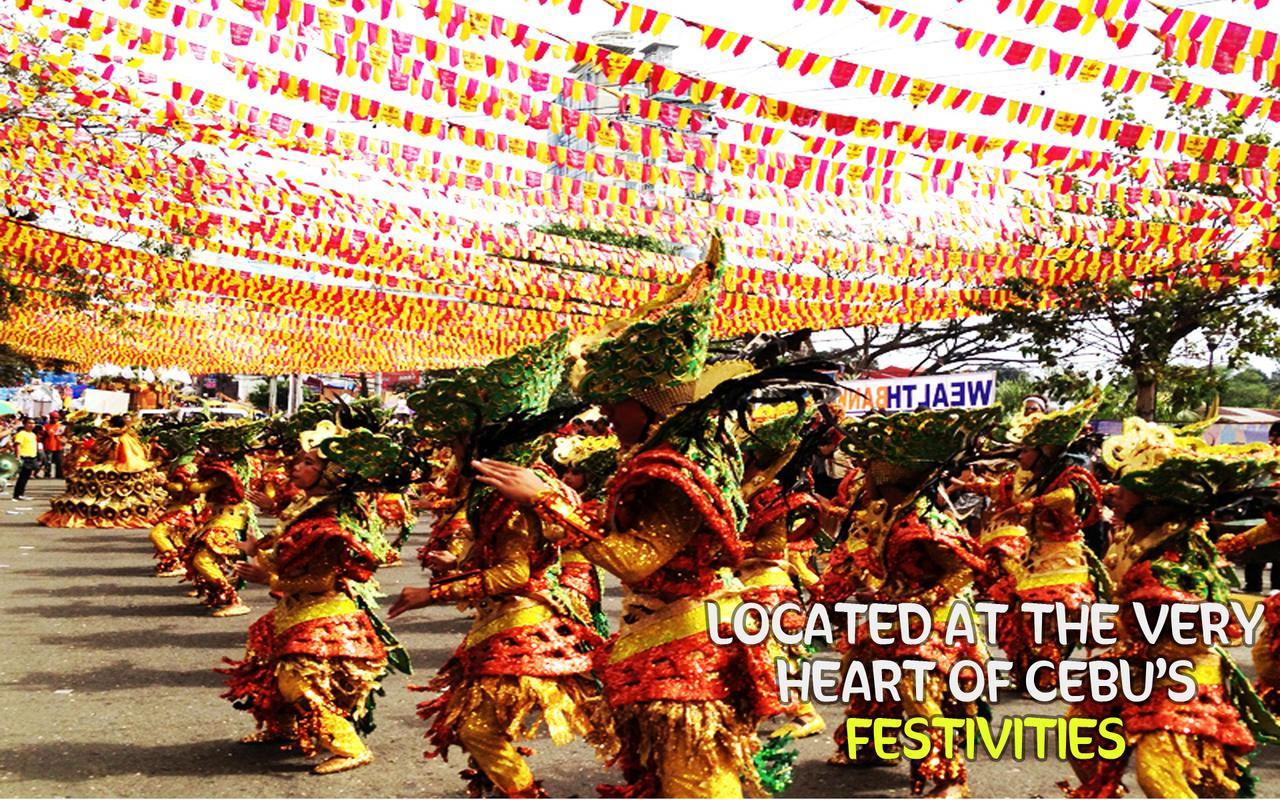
[1022,394,1048,416]
[1270,421,1280,447]
[41,412,64,479]
[12,419,39,500]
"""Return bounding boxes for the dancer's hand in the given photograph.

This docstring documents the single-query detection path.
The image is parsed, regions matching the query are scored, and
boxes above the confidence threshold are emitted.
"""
[387,586,433,619]
[471,459,547,506]
[234,561,272,585]
[423,550,456,572]
[246,489,273,510]
[1217,533,1248,557]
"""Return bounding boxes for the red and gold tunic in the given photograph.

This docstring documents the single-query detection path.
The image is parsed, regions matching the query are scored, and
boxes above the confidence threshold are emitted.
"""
[533,442,782,798]
[414,480,615,796]
[219,500,388,757]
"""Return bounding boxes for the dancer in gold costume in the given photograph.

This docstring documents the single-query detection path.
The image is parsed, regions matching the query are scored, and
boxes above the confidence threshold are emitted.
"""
[973,396,1103,689]
[219,408,411,774]
[40,414,167,528]
[475,236,834,797]
[146,418,209,577]
[1065,417,1280,798]
[181,421,265,617]
[820,407,999,798]
[392,330,616,798]
[738,401,828,741]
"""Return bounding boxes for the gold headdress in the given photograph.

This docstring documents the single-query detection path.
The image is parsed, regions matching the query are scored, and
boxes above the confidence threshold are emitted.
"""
[1102,416,1279,507]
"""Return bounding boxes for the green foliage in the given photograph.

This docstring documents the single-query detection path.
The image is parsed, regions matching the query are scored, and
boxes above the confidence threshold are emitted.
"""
[535,222,680,256]
[247,379,289,412]
[968,62,1280,420]
[995,372,1037,415]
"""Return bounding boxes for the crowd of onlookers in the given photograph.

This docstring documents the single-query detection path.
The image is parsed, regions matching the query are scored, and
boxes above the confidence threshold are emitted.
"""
[0,413,65,500]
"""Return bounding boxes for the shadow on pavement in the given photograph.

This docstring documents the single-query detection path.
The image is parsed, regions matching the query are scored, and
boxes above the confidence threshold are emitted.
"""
[16,660,223,692]
[0,738,311,782]
[10,582,190,598]
[17,566,160,579]
[41,627,246,651]
[389,616,473,637]
[8,603,204,619]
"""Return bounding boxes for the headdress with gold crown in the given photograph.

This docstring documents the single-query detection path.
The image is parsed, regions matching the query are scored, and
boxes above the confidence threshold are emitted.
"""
[409,329,571,438]
[1002,392,1099,449]
[568,233,725,410]
[841,406,1002,469]
[291,398,420,491]
[551,433,621,499]
[1101,415,1279,508]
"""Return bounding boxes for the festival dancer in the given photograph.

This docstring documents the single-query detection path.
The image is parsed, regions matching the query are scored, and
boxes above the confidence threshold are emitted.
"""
[738,401,827,740]
[1065,417,1279,798]
[1219,517,1280,714]
[40,413,167,528]
[369,490,415,567]
[219,414,412,774]
[473,236,830,797]
[819,407,999,798]
[147,419,208,577]
[390,330,617,798]
[976,396,1103,688]
[181,421,264,617]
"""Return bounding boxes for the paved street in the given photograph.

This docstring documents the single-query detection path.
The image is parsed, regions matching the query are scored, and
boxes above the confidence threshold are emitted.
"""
[3,476,1280,797]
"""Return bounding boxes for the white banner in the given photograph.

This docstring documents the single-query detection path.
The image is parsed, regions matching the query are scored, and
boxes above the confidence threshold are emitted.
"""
[79,389,131,415]
[837,372,996,414]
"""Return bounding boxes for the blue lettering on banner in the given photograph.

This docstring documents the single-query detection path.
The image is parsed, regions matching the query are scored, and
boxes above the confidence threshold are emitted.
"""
[967,380,993,406]
[887,384,901,409]
[932,383,948,407]
[902,385,916,409]
[950,381,965,406]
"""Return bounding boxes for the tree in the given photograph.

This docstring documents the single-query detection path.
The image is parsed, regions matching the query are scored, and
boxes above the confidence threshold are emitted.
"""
[533,222,680,257]
[1217,367,1275,408]
[247,380,289,413]
[969,63,1280,420]
[0,31,197,372]
[817,318,1028,375]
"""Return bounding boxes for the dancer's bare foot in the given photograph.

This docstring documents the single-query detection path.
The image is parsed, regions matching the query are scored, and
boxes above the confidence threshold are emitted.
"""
[772,712,826,739]
[313,751,373,774]
[212,602,250,617]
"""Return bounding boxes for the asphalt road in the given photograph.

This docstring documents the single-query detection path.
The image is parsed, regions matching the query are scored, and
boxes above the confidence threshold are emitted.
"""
[3,476,1280,797]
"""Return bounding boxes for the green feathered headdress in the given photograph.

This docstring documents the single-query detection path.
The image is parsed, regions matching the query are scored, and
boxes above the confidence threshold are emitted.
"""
[409,328,571,439]
[1002,392,1098,448]
[551,434,620,499]
[199,418,267,458]
[1102,416,1280,508]
[740,401,816,457]
[568,233,724,405]
[841,406,1002,467]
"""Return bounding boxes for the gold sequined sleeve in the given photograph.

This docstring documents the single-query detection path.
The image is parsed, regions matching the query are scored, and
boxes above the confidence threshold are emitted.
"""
[1231,518,1280,550]
[752,519,788,561]
[1035,485,1076,513]
[478,510,534,596]
[581,481,697,584]
[789,550,820,587]
[185,476,226,495]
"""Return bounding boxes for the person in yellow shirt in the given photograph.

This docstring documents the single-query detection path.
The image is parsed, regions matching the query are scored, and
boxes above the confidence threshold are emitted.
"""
[13,419,39,500]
